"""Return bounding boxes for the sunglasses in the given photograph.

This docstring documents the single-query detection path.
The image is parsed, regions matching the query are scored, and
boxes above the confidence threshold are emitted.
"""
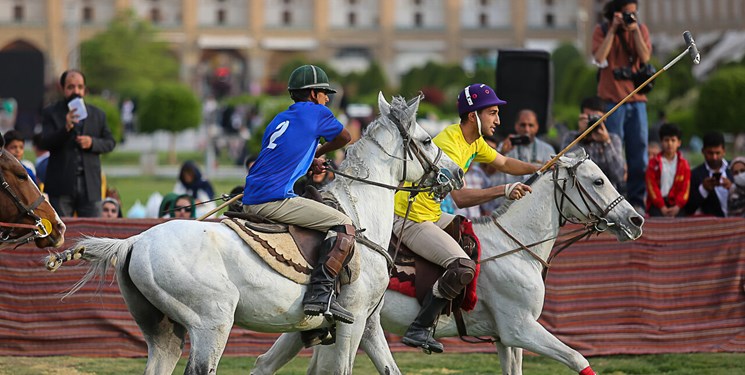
[175,206,193,213]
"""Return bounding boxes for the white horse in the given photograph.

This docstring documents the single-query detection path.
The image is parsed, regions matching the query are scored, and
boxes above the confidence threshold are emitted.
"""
[252,151,644,375]
[56,93,463,375]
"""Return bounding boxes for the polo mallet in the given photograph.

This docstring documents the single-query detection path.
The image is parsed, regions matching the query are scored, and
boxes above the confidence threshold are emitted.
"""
[524,31,701,185]
[197,193,243,221]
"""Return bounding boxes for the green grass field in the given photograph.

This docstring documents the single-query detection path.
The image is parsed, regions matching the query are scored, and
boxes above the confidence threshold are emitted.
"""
[2,352,744,374]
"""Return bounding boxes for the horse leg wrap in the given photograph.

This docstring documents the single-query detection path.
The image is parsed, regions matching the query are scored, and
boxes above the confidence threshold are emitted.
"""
[323,224,356,277]
[436,258,476,300]
[579,366,596,375]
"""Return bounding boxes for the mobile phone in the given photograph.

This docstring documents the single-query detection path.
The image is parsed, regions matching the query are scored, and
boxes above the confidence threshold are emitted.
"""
[509,135,531,146]
[712,172,722,182]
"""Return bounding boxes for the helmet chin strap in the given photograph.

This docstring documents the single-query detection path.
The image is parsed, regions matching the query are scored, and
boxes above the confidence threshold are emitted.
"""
[474,111,483,137]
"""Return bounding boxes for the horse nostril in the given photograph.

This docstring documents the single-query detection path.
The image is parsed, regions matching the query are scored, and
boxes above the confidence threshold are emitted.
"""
[630,215,644,227]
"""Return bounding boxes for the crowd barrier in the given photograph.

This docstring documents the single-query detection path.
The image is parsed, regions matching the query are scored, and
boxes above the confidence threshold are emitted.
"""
[1,217,744,357]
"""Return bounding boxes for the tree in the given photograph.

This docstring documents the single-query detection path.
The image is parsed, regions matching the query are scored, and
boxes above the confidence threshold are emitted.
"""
[84,96,122,142]
[80,10,179,99]
[695,66,745,135]
[138,84,201,163]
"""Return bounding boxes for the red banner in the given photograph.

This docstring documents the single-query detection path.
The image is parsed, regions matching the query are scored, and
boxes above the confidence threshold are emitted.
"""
[1,217,744,357]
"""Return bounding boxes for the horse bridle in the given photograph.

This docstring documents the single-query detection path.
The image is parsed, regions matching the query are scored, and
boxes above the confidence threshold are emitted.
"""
[0,150,51,245]
[481,156,626,268]
[326,95,461,198]
[551,156,626,233]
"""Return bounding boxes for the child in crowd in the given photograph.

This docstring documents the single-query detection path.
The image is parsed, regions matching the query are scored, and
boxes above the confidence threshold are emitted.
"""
[3,130,37,184]
[645,123,690,217]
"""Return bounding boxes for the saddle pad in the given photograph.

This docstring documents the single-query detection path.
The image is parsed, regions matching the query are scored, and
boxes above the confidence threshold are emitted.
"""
[387,218,481,311]
[222,218,360,285]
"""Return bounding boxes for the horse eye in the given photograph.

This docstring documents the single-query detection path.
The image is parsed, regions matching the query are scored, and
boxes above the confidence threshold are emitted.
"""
[17,173,28,181]
[593,178,604,186]
[423,137,432,145]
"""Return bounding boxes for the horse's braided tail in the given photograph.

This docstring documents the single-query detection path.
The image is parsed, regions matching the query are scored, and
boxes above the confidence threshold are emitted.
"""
[63,235,139,300]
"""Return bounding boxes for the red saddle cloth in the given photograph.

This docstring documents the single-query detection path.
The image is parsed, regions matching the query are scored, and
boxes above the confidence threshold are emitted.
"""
[387,217,481,311]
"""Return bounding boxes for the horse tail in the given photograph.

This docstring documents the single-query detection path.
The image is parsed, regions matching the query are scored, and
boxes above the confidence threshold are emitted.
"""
[62,235,140,300]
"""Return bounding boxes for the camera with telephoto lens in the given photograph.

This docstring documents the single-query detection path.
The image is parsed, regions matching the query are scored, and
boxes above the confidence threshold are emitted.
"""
[587,114,603,130]
[622,11,637,25]
[509,134,531,146]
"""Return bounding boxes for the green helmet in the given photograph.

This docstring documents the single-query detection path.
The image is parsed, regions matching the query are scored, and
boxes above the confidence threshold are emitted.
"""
[287,65,337,93]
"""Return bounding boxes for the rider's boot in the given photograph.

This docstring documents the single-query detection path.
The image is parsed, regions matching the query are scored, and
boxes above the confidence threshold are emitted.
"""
[401,290,449,353]
[303,224,356,324]
[402,258,477,354]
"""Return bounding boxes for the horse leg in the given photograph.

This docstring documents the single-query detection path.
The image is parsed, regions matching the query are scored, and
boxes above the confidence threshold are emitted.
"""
[183,324,234,375]
[499,319,593,375]
[359,307,401,375]
[307,319,366,375]
[494,340,523,375]
[251,332,304,375]
[118,261,185,375]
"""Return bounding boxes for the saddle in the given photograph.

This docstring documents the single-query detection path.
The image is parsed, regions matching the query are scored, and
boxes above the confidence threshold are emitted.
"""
[387,215,481,312]
[221,187,357,285]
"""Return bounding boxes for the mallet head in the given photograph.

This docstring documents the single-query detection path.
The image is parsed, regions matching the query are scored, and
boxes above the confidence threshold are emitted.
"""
[683,31,701,64]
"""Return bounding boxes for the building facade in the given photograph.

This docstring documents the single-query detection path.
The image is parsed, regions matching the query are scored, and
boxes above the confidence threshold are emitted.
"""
[1,0,743,98]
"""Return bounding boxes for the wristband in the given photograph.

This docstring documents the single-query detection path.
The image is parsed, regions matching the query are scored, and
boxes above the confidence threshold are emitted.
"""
[504,182,520,200]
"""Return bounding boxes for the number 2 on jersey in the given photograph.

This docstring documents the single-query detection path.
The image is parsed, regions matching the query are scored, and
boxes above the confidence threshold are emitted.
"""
[267,120,289,149]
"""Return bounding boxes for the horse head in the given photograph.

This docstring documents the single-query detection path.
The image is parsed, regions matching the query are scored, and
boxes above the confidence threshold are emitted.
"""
[552,149,643,241]
[0,138,65,249]
[375,92,464,195]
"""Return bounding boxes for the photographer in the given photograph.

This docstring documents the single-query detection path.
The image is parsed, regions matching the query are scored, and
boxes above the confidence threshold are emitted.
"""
[491,109,555,210]
[561,97,625,193]
[593,0,651,215]
[684,131,732,217]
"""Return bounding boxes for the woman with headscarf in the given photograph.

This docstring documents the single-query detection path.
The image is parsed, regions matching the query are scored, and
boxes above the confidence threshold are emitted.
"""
[727,156,745,217]
[173,161,216,218]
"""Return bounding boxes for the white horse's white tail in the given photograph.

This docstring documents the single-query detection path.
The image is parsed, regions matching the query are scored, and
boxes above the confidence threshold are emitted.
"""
[62,235,140,299]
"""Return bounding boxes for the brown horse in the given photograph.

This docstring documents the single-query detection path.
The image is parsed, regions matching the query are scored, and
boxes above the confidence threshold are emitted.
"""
[0,134,65,249]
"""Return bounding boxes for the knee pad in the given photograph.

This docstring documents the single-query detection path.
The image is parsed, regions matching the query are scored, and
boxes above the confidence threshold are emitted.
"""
[436,258,476,300]
[324,224,356,277]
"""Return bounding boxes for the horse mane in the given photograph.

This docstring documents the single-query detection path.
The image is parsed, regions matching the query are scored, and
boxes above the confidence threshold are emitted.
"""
[341,96,411,168]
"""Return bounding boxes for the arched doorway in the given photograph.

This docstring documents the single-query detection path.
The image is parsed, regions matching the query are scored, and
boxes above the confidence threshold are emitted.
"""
[198,49,247,99]
[0,40,44,137]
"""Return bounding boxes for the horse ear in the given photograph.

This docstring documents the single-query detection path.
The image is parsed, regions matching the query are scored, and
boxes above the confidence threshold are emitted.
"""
[406,93,423,119]
[378,91,390,117]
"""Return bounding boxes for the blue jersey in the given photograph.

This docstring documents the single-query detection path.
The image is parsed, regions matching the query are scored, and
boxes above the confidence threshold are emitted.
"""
[243,102,343,205]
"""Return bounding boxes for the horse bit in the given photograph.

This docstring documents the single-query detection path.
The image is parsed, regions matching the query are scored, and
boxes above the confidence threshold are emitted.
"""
[0,151,52,246]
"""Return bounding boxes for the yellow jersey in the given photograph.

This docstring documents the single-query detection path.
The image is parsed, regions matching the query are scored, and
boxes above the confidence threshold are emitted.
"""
[393,123,497,223]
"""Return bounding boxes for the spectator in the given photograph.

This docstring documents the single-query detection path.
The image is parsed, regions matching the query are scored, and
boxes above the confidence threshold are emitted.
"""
[158,193,179,218]
[32,133,49,187]
[593,0,652,214]
[684,131,732,217]
[241,65,356,325]
[645,123,690,217]
[489,109,555,210]
[173,160,215,218]
[727,157,745,217]
[476,135,504,216]
[173,194,196,219]
[3,130,37,184]
[101,197,121,219]
[40,69,116,217]
[121,98,135,134]
[648,141,661,161]
[394,83,536,353]
[561,96,625,193]
[498,109,555,166]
